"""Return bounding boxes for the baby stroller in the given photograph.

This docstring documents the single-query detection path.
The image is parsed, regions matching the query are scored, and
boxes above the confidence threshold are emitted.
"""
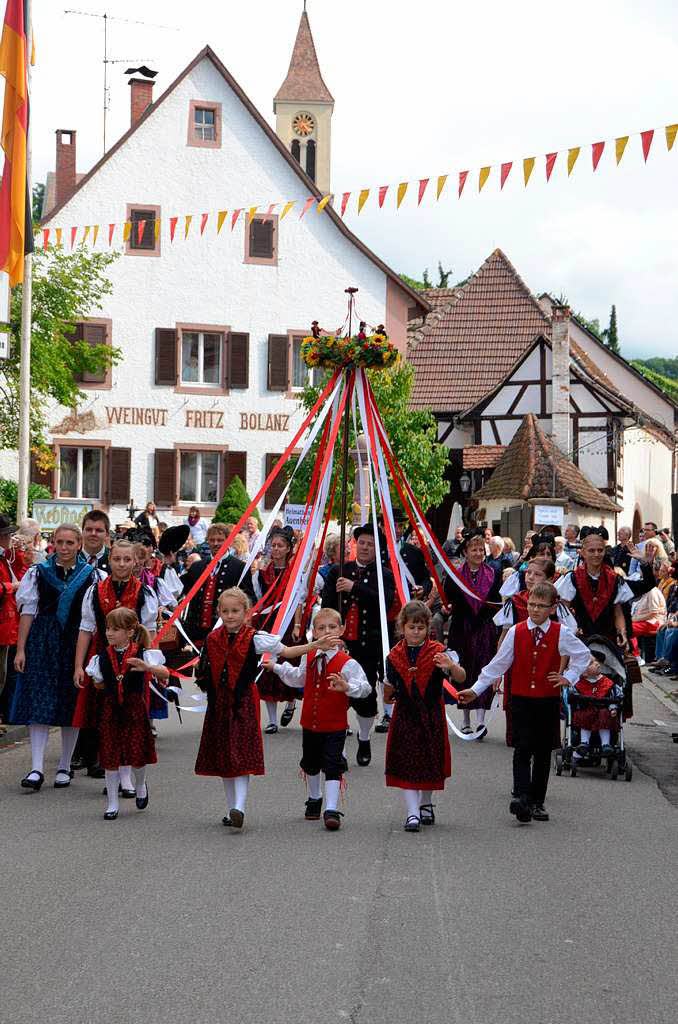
[555,634,633,782]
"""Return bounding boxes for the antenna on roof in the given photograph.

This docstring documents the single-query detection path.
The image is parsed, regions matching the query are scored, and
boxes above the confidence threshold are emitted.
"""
[64,9,177,153]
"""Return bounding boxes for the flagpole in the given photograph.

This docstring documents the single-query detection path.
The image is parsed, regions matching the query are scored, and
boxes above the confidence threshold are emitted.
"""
[16,0,32,525]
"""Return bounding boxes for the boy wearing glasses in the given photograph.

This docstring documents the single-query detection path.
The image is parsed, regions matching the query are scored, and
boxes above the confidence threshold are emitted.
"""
[457,582,590,824]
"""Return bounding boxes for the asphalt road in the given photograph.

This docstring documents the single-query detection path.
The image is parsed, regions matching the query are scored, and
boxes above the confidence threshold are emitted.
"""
[2,683,677,1024]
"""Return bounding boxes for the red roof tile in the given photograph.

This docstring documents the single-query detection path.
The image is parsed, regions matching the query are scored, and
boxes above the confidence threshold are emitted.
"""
[463,445,505,469]
[274,12,334,105]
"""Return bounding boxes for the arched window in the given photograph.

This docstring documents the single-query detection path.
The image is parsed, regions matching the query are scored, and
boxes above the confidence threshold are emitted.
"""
[291,139,300,163]
[306,139,316,182]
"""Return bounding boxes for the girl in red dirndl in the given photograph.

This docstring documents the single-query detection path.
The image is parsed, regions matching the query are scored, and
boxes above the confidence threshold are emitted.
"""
[384,601,466,833]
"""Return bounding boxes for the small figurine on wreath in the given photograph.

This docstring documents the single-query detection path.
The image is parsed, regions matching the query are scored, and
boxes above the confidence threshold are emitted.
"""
[357,321,368,342]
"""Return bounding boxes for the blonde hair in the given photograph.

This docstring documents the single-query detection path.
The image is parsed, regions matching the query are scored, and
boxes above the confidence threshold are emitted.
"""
[53,524,81,541]
[232,534,249,558]
[110,539,135,555]
[324,534,340,558]
[502,537,516,553]
[217,587,251,613]
[314,607,342,629]
[105,607,151,648]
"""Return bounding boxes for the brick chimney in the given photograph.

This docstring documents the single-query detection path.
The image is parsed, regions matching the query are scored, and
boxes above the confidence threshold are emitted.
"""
[55,129,76,207]
[129,78,154,127]
[551,305,571,456]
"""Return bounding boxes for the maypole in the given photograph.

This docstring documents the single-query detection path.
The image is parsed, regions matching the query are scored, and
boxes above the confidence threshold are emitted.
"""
[337,286,358,585]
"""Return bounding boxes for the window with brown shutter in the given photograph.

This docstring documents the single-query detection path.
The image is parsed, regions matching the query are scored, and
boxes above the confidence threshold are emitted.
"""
[264,453,286,510]
[267,335,289,391]
[70,321,112,389]
[223,450,247,490]
[155,328,177,386]
[244,215,278,266]
[228,333,249,389]
[154,449,177,507]
[126,204,161,256]
[106,448,131,505]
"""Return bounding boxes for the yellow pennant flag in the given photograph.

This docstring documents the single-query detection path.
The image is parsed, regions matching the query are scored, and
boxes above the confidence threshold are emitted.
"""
[436,174,448,200]
[184,214,193,238]
[280,201,295,220]
[154,219,160,240]
[82,225,91,244]
[665,124,678,151]
[217,210,228,234]
[123,222,131,242]
[523,157,535,186]
[478,166,490,191]
[567,147,580,175]
[247,206,258,224]
[317,194,333,212]
[615,136,629,164]
[396,182,408,209]
[358,189,370,213]
[92,225,99,247]
[55,227,62,247]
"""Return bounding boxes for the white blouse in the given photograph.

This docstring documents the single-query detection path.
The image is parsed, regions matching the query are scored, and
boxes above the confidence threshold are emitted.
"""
[85,647,165,682]
[16,565,107,617]
[499,572,521,599]
[272,647,371,699]
[493,599,578,632]
[161,566,183,599]
[79,580,159,633]
[556,571,633,604]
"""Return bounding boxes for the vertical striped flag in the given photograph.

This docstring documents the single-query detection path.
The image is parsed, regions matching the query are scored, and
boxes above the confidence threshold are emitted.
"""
[0,0,33,286]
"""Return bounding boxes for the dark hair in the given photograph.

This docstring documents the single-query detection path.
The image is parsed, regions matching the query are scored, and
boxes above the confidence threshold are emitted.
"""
[527,556,556,580]
[457,527,485,556]
[580,526,609,542]
[644,521,657,530]
[105,607,152,648]
[270,526,294,548]
[82,509,110,532]
[398,599,432,633]
[530,581,558,606]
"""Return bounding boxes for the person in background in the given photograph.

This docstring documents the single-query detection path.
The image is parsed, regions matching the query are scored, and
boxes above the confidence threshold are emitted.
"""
[563,524,580,559]
[483,526,493,556]
[553,536,574,574]
[486,536,513,574]
[502,537,518,566]
[185,506,208,547]
[442,525,465,560]
[518,530,536,568]
[245,515,261,553]
[13,518,46,565]
[658,528,675,557]
[611,526,633,574]
[81,510,111,572]
[134,502,160,545]
[0,516,29,733]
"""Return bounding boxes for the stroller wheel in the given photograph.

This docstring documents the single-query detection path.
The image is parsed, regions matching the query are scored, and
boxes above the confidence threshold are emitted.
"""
[610,761,619,780]
[625,763,633,782]
[554,752,563,776]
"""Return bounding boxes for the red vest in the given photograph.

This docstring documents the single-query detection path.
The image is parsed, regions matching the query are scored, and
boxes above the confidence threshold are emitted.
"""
[574,673,616,699]
[300,650,352,732]
[511,620,561,698]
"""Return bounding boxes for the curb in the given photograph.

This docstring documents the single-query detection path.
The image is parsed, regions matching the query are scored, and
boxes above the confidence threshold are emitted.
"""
[640,673,678,718]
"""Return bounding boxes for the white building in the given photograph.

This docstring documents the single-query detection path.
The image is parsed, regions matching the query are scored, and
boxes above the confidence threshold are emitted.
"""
[27,11,426,525]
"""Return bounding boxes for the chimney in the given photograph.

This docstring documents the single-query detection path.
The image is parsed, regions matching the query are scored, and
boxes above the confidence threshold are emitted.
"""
[55,129,76,207]
[551,305,571,456]
[129,78,154,127]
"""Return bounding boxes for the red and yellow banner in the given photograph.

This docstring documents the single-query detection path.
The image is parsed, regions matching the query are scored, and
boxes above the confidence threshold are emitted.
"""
[0,0,33,286]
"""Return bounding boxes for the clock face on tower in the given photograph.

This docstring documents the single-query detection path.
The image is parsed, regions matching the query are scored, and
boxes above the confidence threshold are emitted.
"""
[292,112,315,137]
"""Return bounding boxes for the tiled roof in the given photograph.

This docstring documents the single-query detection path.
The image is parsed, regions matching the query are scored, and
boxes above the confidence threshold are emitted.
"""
[463,445,505,469]
[408,249,551,412]
[474,413,621,512]
[274,12,334,105]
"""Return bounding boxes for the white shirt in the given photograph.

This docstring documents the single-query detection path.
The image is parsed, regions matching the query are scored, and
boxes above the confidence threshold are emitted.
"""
[555,571,633,604]
[471,618,591,696]
[272,647,371,700]
[16,565,107,617]
[185,518,208,545]
[79,579,159,633]
[493,599,578,632]
[160,566,183,599]
[499,572,521,599]
[85,647,165,682]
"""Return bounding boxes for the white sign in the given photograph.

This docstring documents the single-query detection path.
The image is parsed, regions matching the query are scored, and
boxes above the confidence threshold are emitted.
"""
[0,270,9,359]
[284,503,311,531]
[533,504,565,527]
[0,334,8,359]
[33,501,94,530]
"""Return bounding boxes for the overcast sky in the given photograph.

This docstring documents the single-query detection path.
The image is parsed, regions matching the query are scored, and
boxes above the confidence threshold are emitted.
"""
[23,0,678,358]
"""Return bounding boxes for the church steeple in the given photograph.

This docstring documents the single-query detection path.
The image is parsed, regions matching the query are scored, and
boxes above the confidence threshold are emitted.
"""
[274,6,334,194]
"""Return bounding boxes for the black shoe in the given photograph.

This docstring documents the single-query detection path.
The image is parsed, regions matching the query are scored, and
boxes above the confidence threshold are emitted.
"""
[222,815,232,826]
[404,814,420,833]
[103,810,118,820]
[86,764,105,779]
[356,739,371,766]
[280,705,295,727]
[530,804,549,821]
[70,757,88,771]
[229,808,244,829]
[323,809,343,831]
[509,797,532,823]
[135,785,149,810]
[374,713,391,733]
[600,744,615,757]
[305,797,322,820]
[54,769,74,788]
[264,723,278,735]
[419,803,435,825]
[20,771,44,791]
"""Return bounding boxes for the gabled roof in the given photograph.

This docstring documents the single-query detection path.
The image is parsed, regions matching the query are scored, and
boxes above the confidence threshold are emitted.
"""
[474,413,621,513]
[41,45,427,318]
[274,11,334,106]
[408,249,551,412]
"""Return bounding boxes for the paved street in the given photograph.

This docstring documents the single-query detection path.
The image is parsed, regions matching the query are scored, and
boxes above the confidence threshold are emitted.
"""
[2,681,678,1024]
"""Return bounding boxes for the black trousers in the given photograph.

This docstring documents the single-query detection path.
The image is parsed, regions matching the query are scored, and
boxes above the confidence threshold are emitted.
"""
[510,696,559,805]
[300,728,347,781]
[347,652,381,718]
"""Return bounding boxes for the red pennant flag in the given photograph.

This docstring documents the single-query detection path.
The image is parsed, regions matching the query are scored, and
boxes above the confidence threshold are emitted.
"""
[136,219,146,245]
[641,129,654,162]
[263,203,276,220]
[417,178,429,205]
[458,170,468,197]
[200,213,209,235]
[378,185,388,208]
[300,197,314,218]
[340,192,351,217]
[545,152,557,181]
[42,228,49,251]
[231,209,242,230]
[169,216,178,242]
[70,226,77,248]
[108,223,115,245]
[500,162,512,189]
[592,141,605,171]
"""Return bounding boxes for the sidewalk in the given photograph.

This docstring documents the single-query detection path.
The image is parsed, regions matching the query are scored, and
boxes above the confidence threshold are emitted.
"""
[641,663,678,715]
[0,724,28,750]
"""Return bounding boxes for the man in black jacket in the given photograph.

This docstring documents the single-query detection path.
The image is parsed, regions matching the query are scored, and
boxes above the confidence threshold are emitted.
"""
[182,523,254,646]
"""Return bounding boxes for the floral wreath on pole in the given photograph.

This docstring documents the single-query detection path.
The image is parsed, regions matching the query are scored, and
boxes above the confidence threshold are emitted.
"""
[301,321,399,370]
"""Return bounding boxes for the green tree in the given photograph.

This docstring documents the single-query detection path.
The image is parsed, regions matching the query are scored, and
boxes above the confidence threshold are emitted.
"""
[32,183,45,223]
[213,475,262,528]
[0,479,50,521]
[601,304,619,353]
[1,245,120,450]
[633,355,678,380]
[437,261,453,287]
[288,364,450,517]
[630,363,678,403]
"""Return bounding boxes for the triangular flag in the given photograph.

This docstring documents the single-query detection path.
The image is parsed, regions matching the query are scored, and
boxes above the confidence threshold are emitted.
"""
[263,203,277,219]
[184,214,192,238]
[545,152,557,181]
[108,224,115,246]
[523,157,535,186]
[92,225,99,247]
[42,228,49,251]
[567,147,580,175]
[281,201,295,220]
[436,175,448,200]
[500,162,512,189]
[665,124,678,151]
[396,182,408,208]
[378,185,389,207]
[123,222,131,242]
[247,207,258,224]
[55,227,62,247]
[169,216,178,242]
[136,219,146,245]
[200,213,209,235]
[300,197,315,218]
[358,189,370,213]
[641,129,654,162]
[417,178,429,205]
[231,209,242,230]
[153,219,160,240]
[82,225,91,244]
[592,141,605,171]
[458,170,468,197]
[340,193,350,217]
[217,210,228,234]
[615,136,629,164]
[317,194,332,212]
[70,226,78,248]
[478,166,490,191]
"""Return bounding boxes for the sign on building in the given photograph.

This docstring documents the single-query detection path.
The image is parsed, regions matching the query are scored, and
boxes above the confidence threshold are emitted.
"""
[533,504,565,527]
[33,501,94,530]
[284,503,311,531]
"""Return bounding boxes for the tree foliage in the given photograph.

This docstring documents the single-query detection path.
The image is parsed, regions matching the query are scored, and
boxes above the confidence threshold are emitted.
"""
[630,363,678,403]
[633,355,678,381]
[0,245,120,450]
[213,475,262,528]
[601,304,619,353]
[0,479,50,521]
[399,260,465,293]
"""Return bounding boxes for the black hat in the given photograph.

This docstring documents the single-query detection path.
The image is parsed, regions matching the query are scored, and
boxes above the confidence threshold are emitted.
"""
[0,514,15,535]
[580,525,609,542]
[456,527,485,556]
[353,522,386,546]
[159,524,190,555]
[270,525,295,547]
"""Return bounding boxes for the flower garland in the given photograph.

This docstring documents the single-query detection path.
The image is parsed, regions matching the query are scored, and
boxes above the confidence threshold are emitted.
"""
[301,324,399,370]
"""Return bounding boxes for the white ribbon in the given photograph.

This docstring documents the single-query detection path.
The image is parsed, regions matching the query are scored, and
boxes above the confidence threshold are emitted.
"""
[445,690,502,741]
[149,679,207,714]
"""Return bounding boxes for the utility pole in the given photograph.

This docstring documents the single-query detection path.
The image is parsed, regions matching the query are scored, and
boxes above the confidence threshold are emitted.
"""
[16,0,33,525]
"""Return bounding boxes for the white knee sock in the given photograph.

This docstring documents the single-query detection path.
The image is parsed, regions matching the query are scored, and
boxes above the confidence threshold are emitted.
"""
[420,789,433,807]
[599,729,611,746]
[475,710,485,727]
[462,709,471,729]
[356,715,373,741]
[223,777,235,808]
[133,766,147,799]
[233,775,249,813]
[265,703,277,727]
[119,765,133,791]
[580,728,591,744]
[28,724,50,777]
[307,773,322,800]
[325,779,340,811]
[404,789,420,819]
[105,771,120,813]
[285,700,295,711]
[58,726,79,772]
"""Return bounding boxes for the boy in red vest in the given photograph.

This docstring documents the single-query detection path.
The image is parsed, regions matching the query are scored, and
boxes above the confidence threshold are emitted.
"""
[458,582,590,824]
[271,607,370,830]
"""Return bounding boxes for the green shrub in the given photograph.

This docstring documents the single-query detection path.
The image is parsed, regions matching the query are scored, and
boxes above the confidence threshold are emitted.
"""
[212,475,262,528]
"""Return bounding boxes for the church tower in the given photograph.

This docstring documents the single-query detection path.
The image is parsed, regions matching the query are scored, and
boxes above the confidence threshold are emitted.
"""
[274,5,334,195]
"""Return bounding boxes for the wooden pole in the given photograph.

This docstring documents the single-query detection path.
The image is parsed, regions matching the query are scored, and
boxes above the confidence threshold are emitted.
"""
[338,287,358,583]
[17,1,33,525]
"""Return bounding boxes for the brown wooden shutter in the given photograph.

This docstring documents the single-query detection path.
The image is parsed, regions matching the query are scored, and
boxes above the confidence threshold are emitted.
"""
[69,322,85,383]
[154,449,176,507]
[250,218,274,258]
[223,450,247,491]
[264,453,286,510]
[106,447,131,505]
[82,323,107,384]
[30,447,56,495]
[267,334,288,391]
[155,328,177,386]
[228,333,249,389]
